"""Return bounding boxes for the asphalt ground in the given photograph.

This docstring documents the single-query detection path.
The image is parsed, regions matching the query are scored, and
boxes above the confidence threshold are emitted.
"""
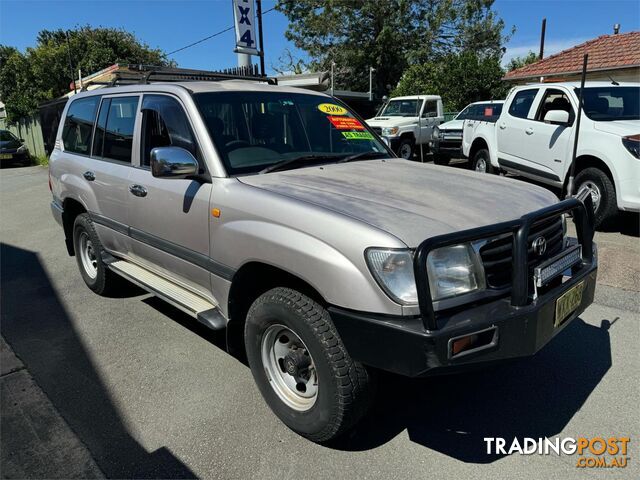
[1,165,639,479]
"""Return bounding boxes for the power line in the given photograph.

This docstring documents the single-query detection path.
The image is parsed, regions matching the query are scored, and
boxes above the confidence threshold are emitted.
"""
[167,6,276,56]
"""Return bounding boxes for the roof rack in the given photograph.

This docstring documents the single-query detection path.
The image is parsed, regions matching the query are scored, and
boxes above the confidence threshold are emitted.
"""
[80,65,277,91]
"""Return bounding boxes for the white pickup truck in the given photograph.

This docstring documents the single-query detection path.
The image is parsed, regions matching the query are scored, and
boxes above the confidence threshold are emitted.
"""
[462,82,640,227]
[366,95,444,159]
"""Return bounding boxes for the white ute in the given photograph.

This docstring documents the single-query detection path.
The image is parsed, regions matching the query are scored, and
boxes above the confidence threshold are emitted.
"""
[462,81,640,227]
[366,95,444,159]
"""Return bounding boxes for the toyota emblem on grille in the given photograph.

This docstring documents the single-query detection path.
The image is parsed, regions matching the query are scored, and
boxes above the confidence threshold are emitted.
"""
[532,236,547,256]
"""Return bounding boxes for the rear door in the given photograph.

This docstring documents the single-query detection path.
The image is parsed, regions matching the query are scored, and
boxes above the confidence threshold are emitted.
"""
[496,88,540,163]
[60,94,138,256]
[126,93,214,300]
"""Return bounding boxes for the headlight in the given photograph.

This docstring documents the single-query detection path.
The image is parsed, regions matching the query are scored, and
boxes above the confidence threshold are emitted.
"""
[622,134,640,158]
[432,127,440,139]
[426,244,485,301]
[382,126,399,137]
[366,248,417,304]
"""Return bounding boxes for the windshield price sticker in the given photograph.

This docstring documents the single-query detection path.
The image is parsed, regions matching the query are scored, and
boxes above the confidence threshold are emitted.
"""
[317,103,348,115]
[328,116,365,130]
[342,131,374,140]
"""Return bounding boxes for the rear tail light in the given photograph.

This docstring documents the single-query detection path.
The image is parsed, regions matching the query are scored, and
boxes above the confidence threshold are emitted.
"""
[48,168,52,192]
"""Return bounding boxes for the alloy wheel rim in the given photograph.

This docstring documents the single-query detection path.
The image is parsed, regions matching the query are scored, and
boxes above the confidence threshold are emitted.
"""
[579,181,602,212]
[79,232,98,279]
[475,158,487,172]
[400,144,412,159]
[261,324,318,411]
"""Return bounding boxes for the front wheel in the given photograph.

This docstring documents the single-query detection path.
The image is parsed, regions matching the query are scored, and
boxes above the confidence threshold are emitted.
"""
[471,148,494,174]
[574,167,617,228]
[244,287,372,443]
[396,138,415,160]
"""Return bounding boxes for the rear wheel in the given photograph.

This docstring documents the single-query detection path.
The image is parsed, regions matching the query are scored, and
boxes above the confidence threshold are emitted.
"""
[244,287,372,442]
[472,148,494,174]
[574,167,617,228]
[73,213,120,295]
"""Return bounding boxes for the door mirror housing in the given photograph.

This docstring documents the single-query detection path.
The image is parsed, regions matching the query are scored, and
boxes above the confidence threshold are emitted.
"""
[150,147,199,179]
[544,109,570,125]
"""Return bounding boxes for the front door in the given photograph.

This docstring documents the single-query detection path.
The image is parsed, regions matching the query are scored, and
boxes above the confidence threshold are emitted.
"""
[418,99,438,144]
[496,88,540,163]
[126,93,213,300]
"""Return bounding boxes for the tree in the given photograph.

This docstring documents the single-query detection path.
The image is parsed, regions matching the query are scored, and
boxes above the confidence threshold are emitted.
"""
[506,51,539,72]
[392,51,508,111]
[0,26,172,122]
[276,0,509,97]
[272,48,308,75]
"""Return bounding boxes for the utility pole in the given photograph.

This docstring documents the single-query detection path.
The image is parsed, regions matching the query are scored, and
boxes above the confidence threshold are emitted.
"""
[256,0,265,76]
[65,31,77,94]
[330,61,336,96]
[539,18,547,59]
[369,67,375,101]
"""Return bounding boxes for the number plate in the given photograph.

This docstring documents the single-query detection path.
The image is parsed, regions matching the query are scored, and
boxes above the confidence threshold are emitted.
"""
[554,281,584,327]
[0,153,12,160]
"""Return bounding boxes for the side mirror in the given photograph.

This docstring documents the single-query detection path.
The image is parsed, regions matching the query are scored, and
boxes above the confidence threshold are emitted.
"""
[19,138,25,142]
[150,146,199,179]
[544,109,570,125]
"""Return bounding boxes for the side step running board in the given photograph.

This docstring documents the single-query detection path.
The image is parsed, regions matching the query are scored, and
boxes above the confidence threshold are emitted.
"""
[109,260,226,330]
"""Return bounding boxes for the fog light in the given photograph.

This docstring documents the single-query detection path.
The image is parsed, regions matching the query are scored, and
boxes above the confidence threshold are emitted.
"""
[451,334,479,356]
[449,327,498,358]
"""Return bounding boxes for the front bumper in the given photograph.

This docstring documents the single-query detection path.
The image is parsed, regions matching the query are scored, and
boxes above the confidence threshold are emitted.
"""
[331,195,597,377]
[429,137,462,156]
[330,259,597,377]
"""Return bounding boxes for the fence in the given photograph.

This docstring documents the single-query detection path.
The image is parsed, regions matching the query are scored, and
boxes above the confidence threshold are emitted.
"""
[0,114,47,158]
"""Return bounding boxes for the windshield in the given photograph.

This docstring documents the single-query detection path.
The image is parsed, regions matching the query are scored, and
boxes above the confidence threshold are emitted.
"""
[455,103,503,120]
[575,86,639,121]
[0,130,18,142]
[380,99,421,117]
[193,91,388,175]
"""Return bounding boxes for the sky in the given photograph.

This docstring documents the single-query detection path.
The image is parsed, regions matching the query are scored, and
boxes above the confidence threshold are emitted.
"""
[1,0,639,75]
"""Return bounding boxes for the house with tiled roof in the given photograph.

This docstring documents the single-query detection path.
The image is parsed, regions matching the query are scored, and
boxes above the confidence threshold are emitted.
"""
[504,30,640,84]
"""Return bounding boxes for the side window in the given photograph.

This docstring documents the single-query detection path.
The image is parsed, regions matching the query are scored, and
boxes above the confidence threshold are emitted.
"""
[508,89,538,119]
[61,96,99,155]
[423,100,438,117]
[535,89,574,123]
[140,95,198,167]
[92,98,111,157]
[101,96,139,163]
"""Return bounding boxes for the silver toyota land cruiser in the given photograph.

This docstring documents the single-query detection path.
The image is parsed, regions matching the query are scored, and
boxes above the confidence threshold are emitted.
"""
[49,71,597,443]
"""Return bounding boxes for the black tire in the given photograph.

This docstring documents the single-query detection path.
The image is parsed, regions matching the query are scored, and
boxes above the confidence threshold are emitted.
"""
[471,148,494,174]
[433,154,451,166]
[73,213,119,295]
[396,138,415,160]
[244,287,372,443]
[574,167,617,229]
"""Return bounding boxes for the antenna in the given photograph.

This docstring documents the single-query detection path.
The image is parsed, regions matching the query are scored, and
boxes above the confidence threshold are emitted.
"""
[566,53,588,199]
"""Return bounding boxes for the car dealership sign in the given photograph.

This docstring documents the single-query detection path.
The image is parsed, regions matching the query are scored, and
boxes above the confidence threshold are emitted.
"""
[233,0,259,56]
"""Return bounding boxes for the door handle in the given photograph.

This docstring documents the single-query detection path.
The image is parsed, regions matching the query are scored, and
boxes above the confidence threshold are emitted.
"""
[83,171,95,181]
[129,184,147,197]
[525,127,534,135]
[499,122,507,130]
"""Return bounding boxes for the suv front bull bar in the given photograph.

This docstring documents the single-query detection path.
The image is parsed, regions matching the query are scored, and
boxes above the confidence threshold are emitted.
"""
[413,194,595,331]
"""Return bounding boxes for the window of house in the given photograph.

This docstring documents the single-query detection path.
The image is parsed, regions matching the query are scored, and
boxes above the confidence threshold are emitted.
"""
[62,96,99,155]
[508,89,538,119]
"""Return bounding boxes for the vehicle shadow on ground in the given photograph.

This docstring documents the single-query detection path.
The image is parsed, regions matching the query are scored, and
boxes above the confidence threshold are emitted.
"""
[332,316,612,462]
[0,243,197,479]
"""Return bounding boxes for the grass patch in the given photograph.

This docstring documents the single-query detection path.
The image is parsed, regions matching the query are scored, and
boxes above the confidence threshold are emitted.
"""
[34,154,49,166]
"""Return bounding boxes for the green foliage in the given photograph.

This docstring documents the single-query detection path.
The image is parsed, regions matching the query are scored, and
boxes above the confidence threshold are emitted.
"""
[392,51,508,111]
[35,154,49,167]
[276,0,510,97]
[506,51,539,72]
[0,26,173,122]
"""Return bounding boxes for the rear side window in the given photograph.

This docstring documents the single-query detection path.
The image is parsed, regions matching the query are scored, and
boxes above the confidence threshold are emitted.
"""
[100,96,139,163]
[508,89,538,119]
[140,95,199,167]
[62,96,99,155]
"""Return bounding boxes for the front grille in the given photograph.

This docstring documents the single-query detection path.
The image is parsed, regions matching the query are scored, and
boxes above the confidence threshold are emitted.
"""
[480,215,565,289]
[371,127,382,136]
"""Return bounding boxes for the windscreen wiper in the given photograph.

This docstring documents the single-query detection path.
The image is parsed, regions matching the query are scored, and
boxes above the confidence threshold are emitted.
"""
[260,154,341,174]
[337,151,388,163]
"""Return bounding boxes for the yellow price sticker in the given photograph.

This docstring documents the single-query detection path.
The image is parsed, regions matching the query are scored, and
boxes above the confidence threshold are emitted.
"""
[317,103,348,115]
